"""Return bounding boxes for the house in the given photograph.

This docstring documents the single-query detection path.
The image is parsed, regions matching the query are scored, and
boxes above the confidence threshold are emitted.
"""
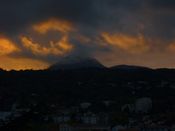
[103,101,114,107]
[44,112,72,124]
[59,124,111,131]
[75,112,109,125]
[112,125,126,131]
[80,102,92,109]
[135,98,152,113]
[0,111,12,125]
[140,126,169,131]
[81,114,98,124]
[52,115,71,123]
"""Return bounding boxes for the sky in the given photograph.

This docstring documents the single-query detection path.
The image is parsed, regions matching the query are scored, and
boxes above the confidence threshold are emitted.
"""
[0,0,175,70]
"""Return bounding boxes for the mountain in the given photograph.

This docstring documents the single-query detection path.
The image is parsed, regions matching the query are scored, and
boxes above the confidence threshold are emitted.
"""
[49,56,106,70]
[110,65,153,71]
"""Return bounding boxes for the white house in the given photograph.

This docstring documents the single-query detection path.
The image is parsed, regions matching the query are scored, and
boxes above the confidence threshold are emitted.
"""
[80,102,91,109]
[0,112,12,122]
[135,97,152,113]
[53,115,71,123]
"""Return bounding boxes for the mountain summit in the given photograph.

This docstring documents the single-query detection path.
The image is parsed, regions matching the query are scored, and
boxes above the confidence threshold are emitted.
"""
[49,56,105,70]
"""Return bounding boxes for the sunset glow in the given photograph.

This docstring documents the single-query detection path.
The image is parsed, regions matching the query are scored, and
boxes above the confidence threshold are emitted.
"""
[0,56,49,71]
[0,37,19,56]
[21,35,73,56]
[0,0,175,70]
[33,19,74,34]
[101,32,149,54]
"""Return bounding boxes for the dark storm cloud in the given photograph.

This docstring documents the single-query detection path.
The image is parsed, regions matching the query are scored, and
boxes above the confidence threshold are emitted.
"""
[0,0,43,35]
[0,0,97,35]
[1,0,175,64]
[0,0,145,34]
[150,0,175,9]
[0,0,174,33]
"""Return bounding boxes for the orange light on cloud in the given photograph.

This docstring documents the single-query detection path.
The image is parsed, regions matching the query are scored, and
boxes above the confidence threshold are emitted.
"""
[75,34,91,43]
[33,18,74,34]
[0,37,48,70]
[21,35,73,56]
[101,32,149,54]
[0,37,20,56]
[21,18,74,56]
[0,56,49,71]
[167,41,175,52]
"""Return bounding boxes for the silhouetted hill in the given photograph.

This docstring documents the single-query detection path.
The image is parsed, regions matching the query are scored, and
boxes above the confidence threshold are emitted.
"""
[110,65,153,71]
[49,56,106,70]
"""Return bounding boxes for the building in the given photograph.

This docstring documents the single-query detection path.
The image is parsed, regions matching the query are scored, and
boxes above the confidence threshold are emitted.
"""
[140,126,169,131]
[78,113,98,124]
[52,115,71,123]
[60,124,111,131]
[135,98,152,113]
[80,102,92,109]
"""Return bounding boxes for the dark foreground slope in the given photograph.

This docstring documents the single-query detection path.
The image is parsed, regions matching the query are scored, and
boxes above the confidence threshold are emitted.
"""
[1,67,175,130]
[0,67,175,105]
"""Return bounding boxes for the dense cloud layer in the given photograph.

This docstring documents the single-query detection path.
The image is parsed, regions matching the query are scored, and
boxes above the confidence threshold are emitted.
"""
[0,0,173,36]
[0,0,175,70]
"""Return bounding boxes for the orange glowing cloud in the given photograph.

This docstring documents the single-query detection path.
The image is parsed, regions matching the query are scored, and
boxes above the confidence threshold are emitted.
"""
[0,56,49,71]
[20,18,74,56]
[101,32,149,54]
[21,35,73,56]
[0,37,20,56]
[0,19,76,70]
[33,18,74,34]
[167,41,175,52]
[0,37,48,70]
[75,34,91,43]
